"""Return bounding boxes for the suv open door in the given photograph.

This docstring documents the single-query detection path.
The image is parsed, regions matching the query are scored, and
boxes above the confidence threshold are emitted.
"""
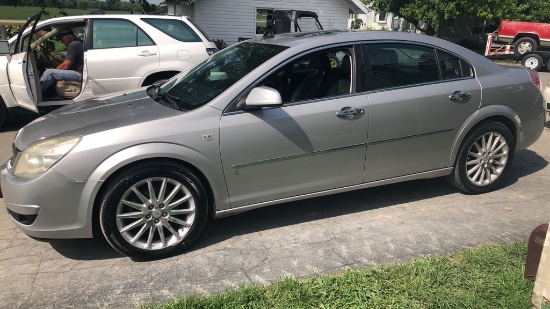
[6,13,41,113]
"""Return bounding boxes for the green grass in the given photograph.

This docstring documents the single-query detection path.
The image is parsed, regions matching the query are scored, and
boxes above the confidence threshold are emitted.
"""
[143,240,533,309]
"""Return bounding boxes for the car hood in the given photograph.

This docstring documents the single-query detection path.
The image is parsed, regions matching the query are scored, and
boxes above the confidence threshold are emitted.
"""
[15,89,181,149]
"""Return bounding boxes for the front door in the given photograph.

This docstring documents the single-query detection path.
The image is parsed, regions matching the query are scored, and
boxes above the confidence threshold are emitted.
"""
[7,13,41,113]
[220,46,368,208]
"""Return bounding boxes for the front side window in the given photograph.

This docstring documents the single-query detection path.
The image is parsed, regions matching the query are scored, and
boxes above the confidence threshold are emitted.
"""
[155,42,288,111]
[142,18,201,42]
[92,19,153,49]
[257,47,354,103]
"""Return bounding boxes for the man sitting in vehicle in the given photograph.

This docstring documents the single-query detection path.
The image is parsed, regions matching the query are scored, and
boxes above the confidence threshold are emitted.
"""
[39,29,83,96]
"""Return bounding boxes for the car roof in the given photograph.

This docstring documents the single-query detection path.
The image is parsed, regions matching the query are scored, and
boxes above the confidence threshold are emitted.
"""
[247,30,503,76]
[40,14,190,23]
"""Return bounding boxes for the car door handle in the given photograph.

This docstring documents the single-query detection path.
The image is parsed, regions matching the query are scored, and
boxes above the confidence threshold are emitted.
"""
[449,91,472,102]
[336,107,364,118]
[137,50,158,57]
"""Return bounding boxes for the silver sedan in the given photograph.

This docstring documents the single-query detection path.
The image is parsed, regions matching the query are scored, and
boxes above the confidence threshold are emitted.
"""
[1,30,545,260]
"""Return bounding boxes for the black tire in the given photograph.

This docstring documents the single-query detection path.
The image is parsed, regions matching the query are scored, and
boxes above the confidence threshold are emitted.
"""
[521,53,543,71]
[514,37,538,56]
[547,59,550,73]
[447,122,515,194]
[0,100,7,129]
[99,161,208,260]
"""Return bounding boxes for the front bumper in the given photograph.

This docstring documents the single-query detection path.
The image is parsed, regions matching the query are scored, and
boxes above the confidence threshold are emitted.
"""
[1,161,94,239]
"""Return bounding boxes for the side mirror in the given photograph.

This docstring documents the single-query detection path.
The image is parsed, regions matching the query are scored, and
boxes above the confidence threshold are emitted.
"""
[244,86,282,109]
[0,40,10,55]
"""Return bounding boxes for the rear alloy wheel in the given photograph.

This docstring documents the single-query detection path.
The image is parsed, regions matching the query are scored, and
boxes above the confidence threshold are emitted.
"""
[514,37,538,56]
[522,54,543,71]
[447,122,515,194]
[99,161,208,260]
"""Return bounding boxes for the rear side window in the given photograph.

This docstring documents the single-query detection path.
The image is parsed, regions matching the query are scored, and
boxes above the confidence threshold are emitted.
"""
[92,19,154,49]
[142,18,201,42]
[367,44,439,90]
[437,50,474,79]
[366,43,474,91]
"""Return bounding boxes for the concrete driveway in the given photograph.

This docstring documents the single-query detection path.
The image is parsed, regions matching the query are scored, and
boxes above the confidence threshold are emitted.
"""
[0,73,549,308]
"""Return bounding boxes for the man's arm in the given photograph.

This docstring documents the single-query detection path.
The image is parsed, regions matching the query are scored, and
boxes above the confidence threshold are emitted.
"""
[56,59,74,70]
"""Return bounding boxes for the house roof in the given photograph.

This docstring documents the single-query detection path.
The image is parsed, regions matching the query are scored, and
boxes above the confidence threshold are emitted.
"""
[344,0,369,14]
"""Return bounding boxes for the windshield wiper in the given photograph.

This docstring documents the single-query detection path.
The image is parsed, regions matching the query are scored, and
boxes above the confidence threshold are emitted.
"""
[150,84,182,111]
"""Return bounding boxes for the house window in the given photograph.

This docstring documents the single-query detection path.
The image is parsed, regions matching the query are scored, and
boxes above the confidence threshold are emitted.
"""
[256,8,274,34]
[377,11,387,23]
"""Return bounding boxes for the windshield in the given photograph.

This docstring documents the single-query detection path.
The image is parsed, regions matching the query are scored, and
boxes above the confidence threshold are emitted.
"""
[153,42,288,111]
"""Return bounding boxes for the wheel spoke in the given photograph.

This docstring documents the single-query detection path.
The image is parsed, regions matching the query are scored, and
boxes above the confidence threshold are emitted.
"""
[146,226,155,250]
[121,199,143,211]
[467,163,482,176]
[481,135,487,151]
[158,178,168,202]
[168,194,193,210]
[116,211,142,219]
[492,141,506,154]
[158,226,166,248]
[489,164,500,176]
[130,223,149,244]
[147,179,157,201]
[132,187,150,204]
[120,218,145,233]
[169,216,192,228]
[468,151,483,159]
[163,183,182,205]
[171,208,195,215]
[164,222,182,241]
[489,135,501,151]
[473,141,482,153]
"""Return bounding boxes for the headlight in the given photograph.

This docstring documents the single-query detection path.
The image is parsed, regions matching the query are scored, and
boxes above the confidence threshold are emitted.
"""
[13,136,82,179]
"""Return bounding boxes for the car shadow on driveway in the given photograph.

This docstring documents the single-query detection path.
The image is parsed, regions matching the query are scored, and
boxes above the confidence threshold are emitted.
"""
[41,146,548,261]
[194,147,547,253]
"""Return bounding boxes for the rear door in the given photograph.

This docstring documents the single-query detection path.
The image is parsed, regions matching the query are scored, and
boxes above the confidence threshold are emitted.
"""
[85,18,160,96]
[362,43,481,182]
[7,13,41,112]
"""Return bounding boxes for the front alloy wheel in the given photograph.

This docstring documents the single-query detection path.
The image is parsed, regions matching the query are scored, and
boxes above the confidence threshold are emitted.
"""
[100,161,208,260]
[447,122,515,194]
[116,177,196,250]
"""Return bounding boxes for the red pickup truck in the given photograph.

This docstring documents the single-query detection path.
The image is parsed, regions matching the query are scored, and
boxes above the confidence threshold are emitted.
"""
[493,21,550,56]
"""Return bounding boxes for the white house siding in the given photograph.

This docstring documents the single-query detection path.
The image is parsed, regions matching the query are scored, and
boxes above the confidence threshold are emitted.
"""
[170,3,195,19]
[168,0,355,45]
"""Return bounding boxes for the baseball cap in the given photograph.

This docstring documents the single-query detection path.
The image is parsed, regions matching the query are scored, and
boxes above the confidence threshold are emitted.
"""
[55,30,74,40]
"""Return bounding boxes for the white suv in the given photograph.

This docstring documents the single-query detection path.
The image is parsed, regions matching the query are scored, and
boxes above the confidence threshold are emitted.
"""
[0,13,217,127]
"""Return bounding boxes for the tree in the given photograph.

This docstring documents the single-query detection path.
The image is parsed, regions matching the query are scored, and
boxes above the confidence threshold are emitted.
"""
[365,0,550,35]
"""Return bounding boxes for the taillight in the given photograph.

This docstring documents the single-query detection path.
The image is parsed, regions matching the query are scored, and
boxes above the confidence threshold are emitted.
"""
[528,70,541,89]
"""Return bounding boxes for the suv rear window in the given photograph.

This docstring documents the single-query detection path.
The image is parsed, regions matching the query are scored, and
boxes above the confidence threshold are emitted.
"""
[142,18,201,42]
